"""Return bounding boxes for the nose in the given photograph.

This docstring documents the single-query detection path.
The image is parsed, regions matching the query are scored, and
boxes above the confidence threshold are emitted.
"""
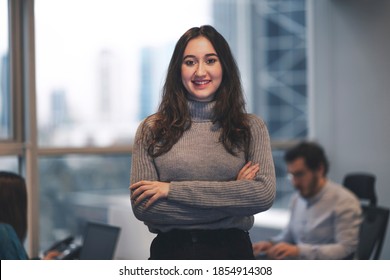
[195,62,206,77]
[288,174,299,187]
[292,177,299,186]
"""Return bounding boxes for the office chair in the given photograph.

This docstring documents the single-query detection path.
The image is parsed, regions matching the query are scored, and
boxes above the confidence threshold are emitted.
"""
[343,173,389,259]
[343,173,377,206]
[356,205,389,260]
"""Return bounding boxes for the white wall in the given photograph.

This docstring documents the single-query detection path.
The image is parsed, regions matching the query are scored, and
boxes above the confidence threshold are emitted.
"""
[309,0,390,259]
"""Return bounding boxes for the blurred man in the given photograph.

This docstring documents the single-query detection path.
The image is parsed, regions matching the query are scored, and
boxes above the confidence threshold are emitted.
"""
[253,142,362,259]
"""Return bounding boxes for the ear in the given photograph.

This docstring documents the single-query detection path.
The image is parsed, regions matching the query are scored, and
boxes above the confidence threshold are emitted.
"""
[316,164,325,177]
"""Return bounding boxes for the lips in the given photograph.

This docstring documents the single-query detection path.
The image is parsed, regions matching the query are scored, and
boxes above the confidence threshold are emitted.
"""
[192,80,211,85]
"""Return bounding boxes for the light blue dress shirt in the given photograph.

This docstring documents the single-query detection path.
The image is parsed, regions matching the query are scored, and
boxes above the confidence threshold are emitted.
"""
[271,180,362,259]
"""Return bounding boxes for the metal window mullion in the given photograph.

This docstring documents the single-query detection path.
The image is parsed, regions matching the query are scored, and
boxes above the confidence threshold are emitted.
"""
[0,142,24,155]
[9,0,24,143]
[38,145,133,156]
[20,0,40,258]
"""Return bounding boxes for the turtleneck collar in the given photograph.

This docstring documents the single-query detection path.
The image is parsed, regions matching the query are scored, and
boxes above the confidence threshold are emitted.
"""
[187,99,215,121]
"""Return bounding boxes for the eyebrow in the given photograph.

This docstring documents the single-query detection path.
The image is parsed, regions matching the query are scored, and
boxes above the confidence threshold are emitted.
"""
[183,53,219,60]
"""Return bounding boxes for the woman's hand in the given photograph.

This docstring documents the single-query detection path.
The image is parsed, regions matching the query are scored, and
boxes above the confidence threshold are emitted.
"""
[237,161,260,180]
[130,180,170,208]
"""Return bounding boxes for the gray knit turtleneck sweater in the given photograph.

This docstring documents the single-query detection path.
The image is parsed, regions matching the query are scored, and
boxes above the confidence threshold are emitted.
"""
[130,99,276,233]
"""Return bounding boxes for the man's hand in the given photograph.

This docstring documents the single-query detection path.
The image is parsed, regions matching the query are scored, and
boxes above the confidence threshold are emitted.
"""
[266,242,299,260]
[252,241,273,256]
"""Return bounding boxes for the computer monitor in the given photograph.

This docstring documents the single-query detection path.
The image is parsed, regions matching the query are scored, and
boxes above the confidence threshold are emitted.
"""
[78,221,121,260]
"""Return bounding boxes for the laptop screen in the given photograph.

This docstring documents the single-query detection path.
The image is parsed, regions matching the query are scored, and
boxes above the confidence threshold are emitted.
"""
[78,222,121,260]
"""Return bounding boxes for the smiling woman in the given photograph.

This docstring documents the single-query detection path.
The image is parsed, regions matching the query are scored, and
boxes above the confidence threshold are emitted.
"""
[130,25,276,260]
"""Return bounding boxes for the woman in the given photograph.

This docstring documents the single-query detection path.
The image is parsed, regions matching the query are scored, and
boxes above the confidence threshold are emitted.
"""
[130,25,276,259]
[0,171,60,260]
[0,171,29,259]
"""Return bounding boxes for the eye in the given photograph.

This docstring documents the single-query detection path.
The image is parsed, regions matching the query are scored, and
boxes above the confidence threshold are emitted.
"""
[183,60,196,66]
[206,58,217,64]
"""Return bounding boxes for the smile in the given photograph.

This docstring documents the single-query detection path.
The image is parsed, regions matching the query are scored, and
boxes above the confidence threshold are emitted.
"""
[192,80,210,85]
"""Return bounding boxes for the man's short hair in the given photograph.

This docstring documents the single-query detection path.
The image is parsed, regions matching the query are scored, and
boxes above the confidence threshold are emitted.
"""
[284,141,329,175]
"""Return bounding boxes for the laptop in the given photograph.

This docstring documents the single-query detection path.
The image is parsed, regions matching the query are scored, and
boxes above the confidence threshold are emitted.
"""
[78,221,121,260]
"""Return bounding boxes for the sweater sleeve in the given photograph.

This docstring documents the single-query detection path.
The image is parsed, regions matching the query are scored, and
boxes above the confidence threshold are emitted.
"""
[167,115,276,216]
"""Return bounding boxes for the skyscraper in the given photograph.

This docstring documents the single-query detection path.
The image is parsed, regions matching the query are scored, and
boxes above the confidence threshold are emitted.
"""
[98,49,113,122]
[213,0,308,140]
[138,43,174,120]
[139,47,154,120]
[50,88,69,127]
[213,0,308,206]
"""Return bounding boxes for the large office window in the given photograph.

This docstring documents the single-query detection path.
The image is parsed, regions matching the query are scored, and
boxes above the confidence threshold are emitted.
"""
[35,0,212,147]
[0,0,10,140]
[0,0,18,177]
[253,0,308,207]
[34,0,214,250]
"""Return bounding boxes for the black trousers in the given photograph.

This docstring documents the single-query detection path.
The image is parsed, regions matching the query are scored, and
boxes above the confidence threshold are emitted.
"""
[149,228,255,260]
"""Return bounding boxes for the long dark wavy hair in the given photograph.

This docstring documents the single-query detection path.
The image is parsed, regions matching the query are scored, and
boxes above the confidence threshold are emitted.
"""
[0,171,28,243]
[143,25,251,158]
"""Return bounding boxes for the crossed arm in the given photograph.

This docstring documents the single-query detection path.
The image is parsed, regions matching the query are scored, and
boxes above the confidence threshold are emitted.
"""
[129,116,275,227]
[130,161,260,209]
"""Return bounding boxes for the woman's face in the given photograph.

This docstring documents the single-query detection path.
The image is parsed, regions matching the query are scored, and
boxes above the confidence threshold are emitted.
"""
[181,36,223,102]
